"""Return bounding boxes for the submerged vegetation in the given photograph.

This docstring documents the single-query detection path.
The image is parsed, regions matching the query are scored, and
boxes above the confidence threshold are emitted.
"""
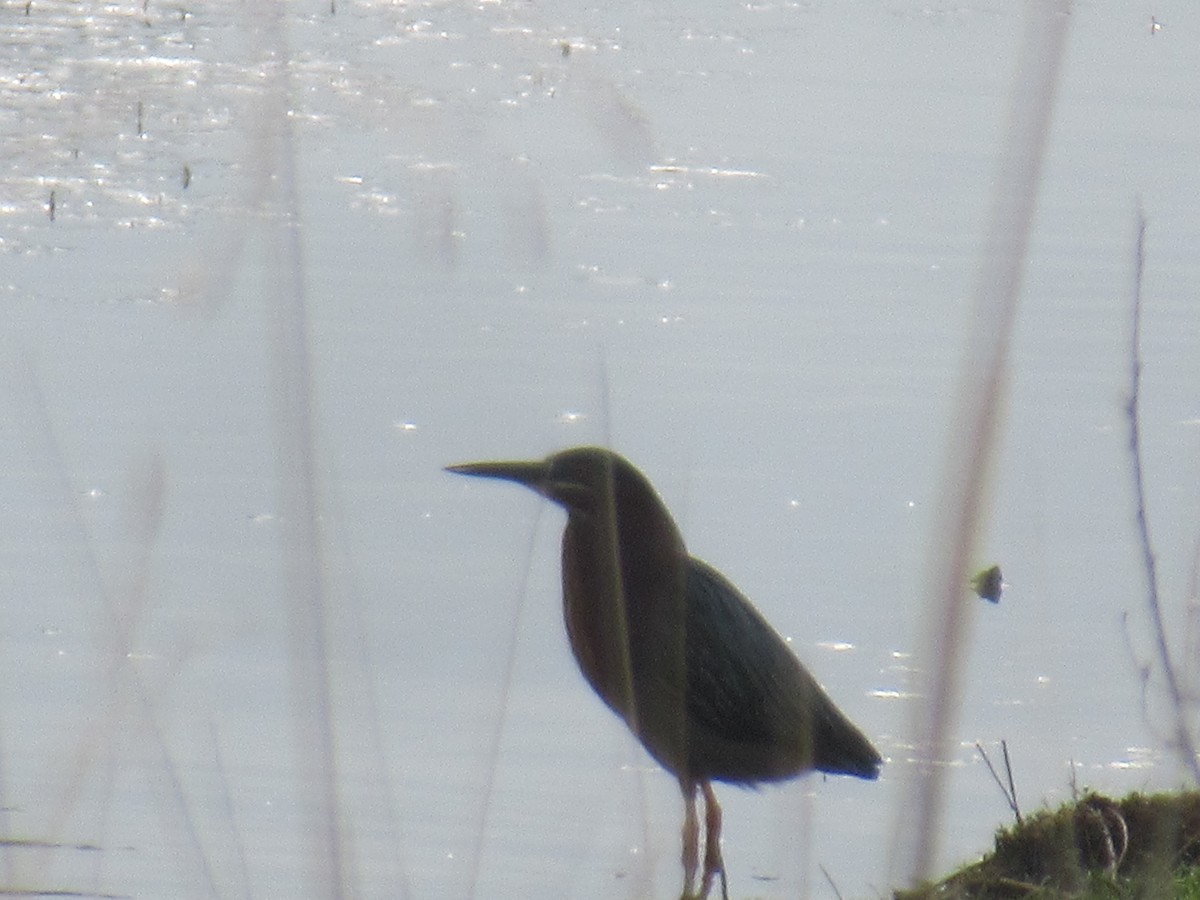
[897,791,1200,899]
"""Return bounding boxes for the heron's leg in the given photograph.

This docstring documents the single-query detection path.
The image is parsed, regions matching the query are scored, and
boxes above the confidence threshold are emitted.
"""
[699,781,728,900]
[679,780,700,899]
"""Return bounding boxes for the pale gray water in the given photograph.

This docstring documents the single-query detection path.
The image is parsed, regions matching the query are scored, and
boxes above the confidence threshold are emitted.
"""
[0,0,1198,897]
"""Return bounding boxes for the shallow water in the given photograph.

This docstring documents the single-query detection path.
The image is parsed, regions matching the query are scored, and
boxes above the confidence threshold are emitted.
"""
[1,0,1198,897]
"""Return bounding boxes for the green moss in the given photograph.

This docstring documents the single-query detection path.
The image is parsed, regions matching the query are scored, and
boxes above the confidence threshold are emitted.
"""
[895,791,1200,900]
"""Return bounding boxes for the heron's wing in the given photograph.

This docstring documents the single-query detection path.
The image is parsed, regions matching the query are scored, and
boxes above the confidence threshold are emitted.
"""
[683,557,880,782]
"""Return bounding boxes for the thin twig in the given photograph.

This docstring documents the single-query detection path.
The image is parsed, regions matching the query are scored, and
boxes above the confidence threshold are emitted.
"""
[975,742,1021,824]
[819,863,847,900]
[903,2,1072,883]
[467,507,542,900]
[1000,740,1022,825]
[1125,203,1200,782]
[1118,609,1158,738]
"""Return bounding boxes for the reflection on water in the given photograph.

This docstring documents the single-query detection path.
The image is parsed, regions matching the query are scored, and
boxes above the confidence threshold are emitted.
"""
[1,0,1197,897]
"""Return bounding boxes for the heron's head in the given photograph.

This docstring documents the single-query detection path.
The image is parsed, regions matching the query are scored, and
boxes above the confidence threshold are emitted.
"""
[447,446,643,518]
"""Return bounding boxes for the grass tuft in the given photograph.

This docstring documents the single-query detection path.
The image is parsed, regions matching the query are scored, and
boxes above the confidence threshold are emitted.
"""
[897,791,1200,899]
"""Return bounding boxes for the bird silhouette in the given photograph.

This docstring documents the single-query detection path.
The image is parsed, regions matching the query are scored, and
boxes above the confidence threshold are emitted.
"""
[447,446,881,899]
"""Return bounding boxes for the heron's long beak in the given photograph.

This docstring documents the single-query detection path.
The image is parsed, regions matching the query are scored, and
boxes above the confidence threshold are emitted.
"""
[445,459,549,489]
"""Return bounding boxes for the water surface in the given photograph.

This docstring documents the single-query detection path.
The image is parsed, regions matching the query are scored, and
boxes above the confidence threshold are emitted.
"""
[1,0,1198,897]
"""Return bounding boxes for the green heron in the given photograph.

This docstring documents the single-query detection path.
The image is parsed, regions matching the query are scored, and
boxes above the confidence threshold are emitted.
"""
[447,446,881,899]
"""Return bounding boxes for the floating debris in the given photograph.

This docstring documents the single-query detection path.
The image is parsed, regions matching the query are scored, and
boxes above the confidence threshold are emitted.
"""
[971,564,1004,603]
